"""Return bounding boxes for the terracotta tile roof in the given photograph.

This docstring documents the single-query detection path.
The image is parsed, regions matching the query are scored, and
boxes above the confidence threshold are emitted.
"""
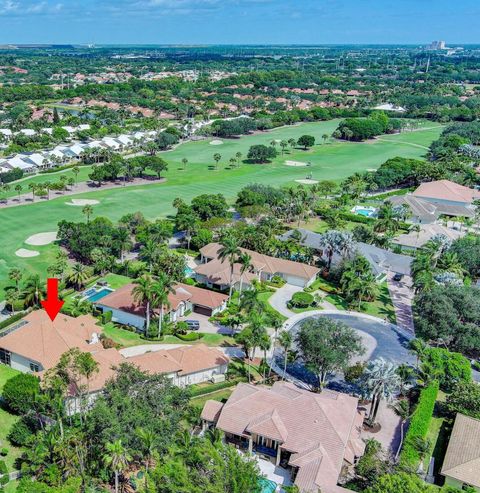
[201,400,225,422]
[198,243,320,282]
[128,344,229,377]
[209,381,364,493]
[195,259,258,286]
[413,179,480,204]
[441,413,480,488]
[97,282,228,317]
[0,310,102,370]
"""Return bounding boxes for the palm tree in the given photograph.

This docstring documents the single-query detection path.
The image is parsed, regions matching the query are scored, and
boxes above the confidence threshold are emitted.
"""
[237,252,252,295]
[5,289,20,315]
[259,331,271,381]
[151,275,175,338]
[229,157,236,168]
[8,268,22,292]
[389,399,411,461]
[139,239,159,272]
[413,436,432,468]
[82,204,93,223]
[67,263,89,290]
[280,140,288,155]
[69,297,92,317]
[322,134,329,144]
[181,157,188,170]
[235,151,242,165]
[213,153,221,170]
[28,182,37,201]
[136,427,155,490]
[218,237,241,298]
[103,439,132,493]
[409,338,428,370]
[132,275,154,334]
[278,330,292,381]
[396,364,414,396]
[23,274,45,307]
[239,287,262,313]
[361,358,401,427]
[14,184,22,201]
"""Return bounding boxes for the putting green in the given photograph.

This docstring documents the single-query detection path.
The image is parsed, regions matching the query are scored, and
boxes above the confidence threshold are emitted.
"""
[0,120,443,297]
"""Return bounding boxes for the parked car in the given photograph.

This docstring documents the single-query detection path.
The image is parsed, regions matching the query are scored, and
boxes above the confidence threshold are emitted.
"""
[185,320,200,330]
[393,273,404,282]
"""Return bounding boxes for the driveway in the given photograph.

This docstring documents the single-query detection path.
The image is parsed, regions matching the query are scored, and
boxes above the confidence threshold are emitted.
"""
[387,273,415,333]
[179,313,233,335]
[268,284,303,317]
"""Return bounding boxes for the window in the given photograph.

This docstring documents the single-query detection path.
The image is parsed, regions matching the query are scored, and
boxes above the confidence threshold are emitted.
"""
[29,362,39,372]
[0,348,11,366]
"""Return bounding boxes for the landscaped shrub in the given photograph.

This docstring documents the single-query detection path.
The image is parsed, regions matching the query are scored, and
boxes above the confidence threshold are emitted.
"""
[177,332,203,342]
[100,336,118,349]
[340,211,376,225]
[0,460,8,486]
[268,275,286,288]
[400,381,439,468]
[2,373,40,415]
[8,420,34,447]
[101,310,113,324]
[290,292,314,308]
[344,362,366,383]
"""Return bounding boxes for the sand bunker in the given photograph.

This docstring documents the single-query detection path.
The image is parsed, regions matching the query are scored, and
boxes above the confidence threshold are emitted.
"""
[367,168,377,172]
[66,199,100,206]
[285,160,308,167]
[296,179,319,185]
[210,139,223,145]
[16,248,40,258]
[25,231,57,246]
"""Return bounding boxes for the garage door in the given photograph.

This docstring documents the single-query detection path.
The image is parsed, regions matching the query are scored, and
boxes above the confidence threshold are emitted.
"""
[193,305,212,316]
[284,275,306,287]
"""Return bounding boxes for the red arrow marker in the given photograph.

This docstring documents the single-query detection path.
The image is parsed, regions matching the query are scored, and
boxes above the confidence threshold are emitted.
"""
[41,278,64,322]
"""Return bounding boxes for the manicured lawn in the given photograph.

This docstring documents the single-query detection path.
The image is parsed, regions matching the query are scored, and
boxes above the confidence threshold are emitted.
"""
[0,367,23,475]
[325,282,396,323]
[190,388,234,409]
[257,291,288,322]
[297,218,362,234]
[102,323,236,348]
[0,121,443,298]
[423,391,451,484]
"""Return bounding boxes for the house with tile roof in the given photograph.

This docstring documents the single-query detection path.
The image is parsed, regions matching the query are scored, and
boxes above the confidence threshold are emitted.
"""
[201,381,365,493]
[441,413,480,492]
[0,310,230,413]
[95,282,229,331]
[413,179,480,208]
[196,242,320,290]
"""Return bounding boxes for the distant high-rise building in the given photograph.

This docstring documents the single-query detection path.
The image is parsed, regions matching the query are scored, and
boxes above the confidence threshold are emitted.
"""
[427,40,446,50]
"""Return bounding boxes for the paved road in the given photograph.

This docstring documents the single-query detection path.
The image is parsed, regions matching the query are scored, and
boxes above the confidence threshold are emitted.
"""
[387,273,415,333]
[273,311,415,389]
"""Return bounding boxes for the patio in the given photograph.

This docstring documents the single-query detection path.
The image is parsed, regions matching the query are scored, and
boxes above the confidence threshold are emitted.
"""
[255,455,292,489]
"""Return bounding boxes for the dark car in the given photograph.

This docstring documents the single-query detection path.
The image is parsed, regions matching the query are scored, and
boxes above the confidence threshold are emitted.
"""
[185,320,200,330]
[393,273,404,282]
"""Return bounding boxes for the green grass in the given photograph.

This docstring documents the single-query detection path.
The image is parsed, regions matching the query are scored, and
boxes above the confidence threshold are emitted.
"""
[0,120,443,298]
[423,391,451,484]
[325,282,396,323]
[257,291,288,322]
[102,322,236,348]
[0,367,23,475]
[189,388,234,409]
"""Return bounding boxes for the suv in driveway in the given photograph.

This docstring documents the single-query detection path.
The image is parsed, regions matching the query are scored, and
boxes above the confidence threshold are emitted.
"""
[185,320,200,331]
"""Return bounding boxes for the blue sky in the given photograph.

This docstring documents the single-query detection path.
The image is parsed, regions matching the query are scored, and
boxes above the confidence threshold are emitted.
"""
[0,0,477,45]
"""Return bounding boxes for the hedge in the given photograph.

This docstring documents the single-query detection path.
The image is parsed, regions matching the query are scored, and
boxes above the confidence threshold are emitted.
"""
[400,381,439,467]
[177,332,203,342]
[190,377,247,398]
[0,312,26,332]
[340,211,376,225]
[290,292,315,307]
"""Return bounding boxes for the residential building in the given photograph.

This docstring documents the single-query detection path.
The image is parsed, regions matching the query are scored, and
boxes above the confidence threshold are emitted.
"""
[441,413,480,492]
[201,381,365,493]
[412,179,480,208]
[128,343,229,387]
[278,229,411,280]
[196,242,320,289]
[0,310,230,413]
[392,223,464,250]
[95,282,229,331]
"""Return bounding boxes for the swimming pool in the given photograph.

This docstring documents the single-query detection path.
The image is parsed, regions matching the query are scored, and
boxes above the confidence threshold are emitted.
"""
[85,288,114,303]
[258,478,277,493]
[184,266,195,277]
[351,205,378,218]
